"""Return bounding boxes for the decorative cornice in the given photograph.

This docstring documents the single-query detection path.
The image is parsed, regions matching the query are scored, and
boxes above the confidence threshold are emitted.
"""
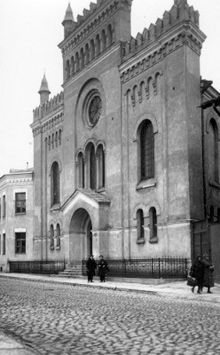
[33,91,64,120]
[59,0,119,56]
[32,112,64,137]
[120,26,205,84]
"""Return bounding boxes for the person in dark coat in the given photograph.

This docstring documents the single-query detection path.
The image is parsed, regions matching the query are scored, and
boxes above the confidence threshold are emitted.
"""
[86,255,97,282]
[98,255,109,282]
[190,256,205,294]
[202,255,214,293]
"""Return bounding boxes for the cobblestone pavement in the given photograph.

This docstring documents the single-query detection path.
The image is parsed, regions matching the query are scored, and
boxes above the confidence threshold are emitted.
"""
[0,279,220,355]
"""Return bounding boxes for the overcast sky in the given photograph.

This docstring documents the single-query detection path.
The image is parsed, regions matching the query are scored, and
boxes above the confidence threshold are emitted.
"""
[0,0,220,177]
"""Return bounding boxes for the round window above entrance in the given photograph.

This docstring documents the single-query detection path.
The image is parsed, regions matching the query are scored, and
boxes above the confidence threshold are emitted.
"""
[84,90,102,128]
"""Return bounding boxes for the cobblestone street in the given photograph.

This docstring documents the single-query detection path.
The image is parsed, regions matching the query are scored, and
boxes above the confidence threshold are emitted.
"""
[0,278,220,355]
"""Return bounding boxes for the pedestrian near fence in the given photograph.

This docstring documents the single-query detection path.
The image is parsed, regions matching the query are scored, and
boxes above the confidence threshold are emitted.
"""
[190,256,205,294]
[202,255,215,293]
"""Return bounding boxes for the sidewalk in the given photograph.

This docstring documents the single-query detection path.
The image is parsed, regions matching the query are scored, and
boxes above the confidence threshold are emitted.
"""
[0,331,36,355]
[1,272,220,305]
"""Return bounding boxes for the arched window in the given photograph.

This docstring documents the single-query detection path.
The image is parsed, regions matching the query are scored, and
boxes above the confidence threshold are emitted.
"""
[50,224,54,249]
[97,145,105,189]
[55,132,58,147]
[96,34,101,56]
[90,39,95,60]
[107,24,113,46]
[77,152,85,188]
[137,209,144,242]
[51,162,60,206]
[71,56,75,75]
[209,119,219,182]
[85,43,90,65]
[48,136,51,151]
[66,60,70,80]
[90,144,96,190]
[80,48,84,69]
[75,52,80,72]
[149,207,158,243]
[52,133,54,149]
[56,223,61,248]
[101,29,107,51]
[58,129,62,145]
[139,120,154,181]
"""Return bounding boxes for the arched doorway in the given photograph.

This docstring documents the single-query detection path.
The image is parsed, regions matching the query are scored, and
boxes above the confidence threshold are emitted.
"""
[69,208,93,264]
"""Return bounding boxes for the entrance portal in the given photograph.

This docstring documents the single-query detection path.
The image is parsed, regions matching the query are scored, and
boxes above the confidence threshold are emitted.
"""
[69,208,92,264]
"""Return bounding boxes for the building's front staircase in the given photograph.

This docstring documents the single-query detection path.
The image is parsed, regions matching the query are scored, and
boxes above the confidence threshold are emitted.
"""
[59,264,84,278]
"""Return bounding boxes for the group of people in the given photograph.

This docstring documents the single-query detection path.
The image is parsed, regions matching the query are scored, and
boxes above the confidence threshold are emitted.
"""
[86,255,109,283]
[189,255,215,294]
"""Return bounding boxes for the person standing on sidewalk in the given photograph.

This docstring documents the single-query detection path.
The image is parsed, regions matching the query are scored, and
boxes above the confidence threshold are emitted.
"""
[98,255,109,282]
[191,256,205,294]
[202,255,215,293]
[86,255,97,282]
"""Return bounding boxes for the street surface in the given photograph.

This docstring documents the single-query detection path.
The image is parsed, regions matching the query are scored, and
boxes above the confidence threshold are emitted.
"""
[0,278,220,355]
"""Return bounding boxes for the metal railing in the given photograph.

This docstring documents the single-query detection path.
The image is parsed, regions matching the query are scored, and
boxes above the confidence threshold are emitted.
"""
[9,260,66,274]
[82,258,188,279]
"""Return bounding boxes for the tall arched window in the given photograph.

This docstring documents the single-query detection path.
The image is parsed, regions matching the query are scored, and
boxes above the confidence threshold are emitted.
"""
[56,223,61,248]
[66,60,70,80]
[149,207,158,243]
[77,152,85,188]
[71,56,75,75]
[139,120,154,181]
[90,144,96,190]
[75,52,80,72]
[96,34,101,56]
[80,48,84,69]
[51,162,60,206]
[107,24,113,47]
[101,29,107,51]
[97,145,105,189]
[137,209,144,242]
[209,119,219,182]
[85,43,90,65]
[50,224,54,250]
[90,39,95,60]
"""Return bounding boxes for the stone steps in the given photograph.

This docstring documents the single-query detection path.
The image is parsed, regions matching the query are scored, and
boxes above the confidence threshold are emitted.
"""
[59,264,83,278]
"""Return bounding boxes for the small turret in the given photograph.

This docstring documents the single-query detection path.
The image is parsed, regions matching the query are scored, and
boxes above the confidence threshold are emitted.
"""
[62,3,75,38]
[38,74,50,105]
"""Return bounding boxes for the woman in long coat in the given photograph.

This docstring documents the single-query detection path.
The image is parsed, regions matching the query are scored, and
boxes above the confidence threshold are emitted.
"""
[86,255,97,282]
[202,256,214,293]
[191,256,205,294]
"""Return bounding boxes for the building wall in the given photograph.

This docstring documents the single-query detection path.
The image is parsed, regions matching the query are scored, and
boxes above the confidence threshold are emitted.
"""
[31,0,209,264]
[0,171,34,271]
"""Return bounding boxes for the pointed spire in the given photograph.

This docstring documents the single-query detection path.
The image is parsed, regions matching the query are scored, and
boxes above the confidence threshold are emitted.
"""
[63,3,74,23]
[39,74,50,94]
[38,74,50,105]
[62,3,75,38]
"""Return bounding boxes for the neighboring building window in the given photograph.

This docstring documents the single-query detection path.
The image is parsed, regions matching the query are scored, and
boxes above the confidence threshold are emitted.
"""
[209,119,219,182]
[77,152,85,188]
[139,120,154,181]
[51,162,60,206]
[137,209,145,242]
[0,234,1,255]
[2,195,6,218]
[97,145,105,189]
[2,233,5,254]
[15,192,26,214]
[56,223,61,248]
[149,207,158,243]
[15,232,26,254]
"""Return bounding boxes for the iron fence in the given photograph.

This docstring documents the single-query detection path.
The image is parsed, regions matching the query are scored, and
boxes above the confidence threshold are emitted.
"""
[82,258,188,279]
[9,260,66,274]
